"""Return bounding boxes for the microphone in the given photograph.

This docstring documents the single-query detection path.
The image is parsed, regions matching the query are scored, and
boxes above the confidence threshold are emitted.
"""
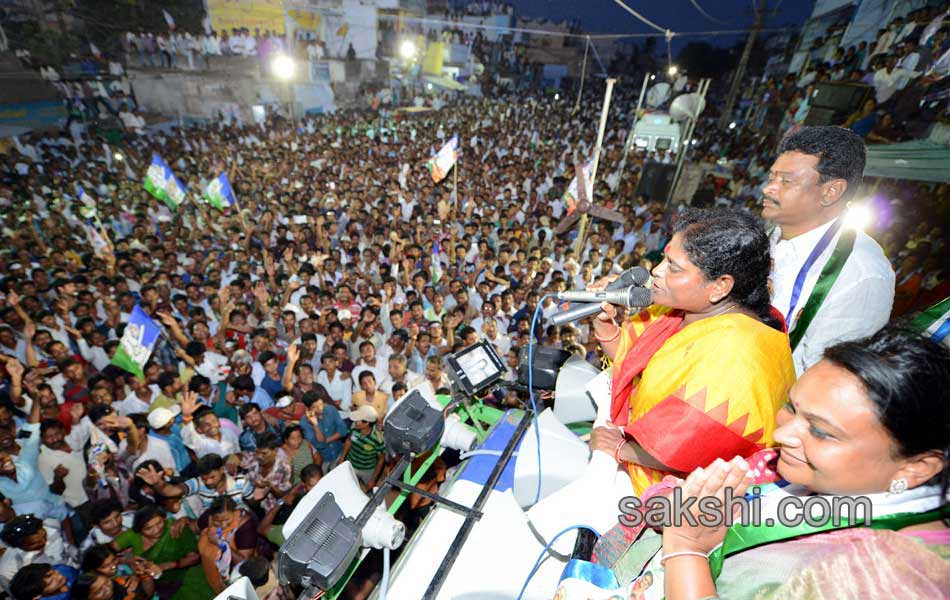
[549,286,652,326]
[556,266,649,302]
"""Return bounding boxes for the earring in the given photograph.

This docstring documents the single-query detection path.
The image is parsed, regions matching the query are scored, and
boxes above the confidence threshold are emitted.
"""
[888,478,908,495]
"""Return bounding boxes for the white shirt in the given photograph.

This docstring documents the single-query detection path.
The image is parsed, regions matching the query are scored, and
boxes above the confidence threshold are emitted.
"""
[114,389,154,416]
[38,445,89,507]
[317,369,353,411]
[770,220,895,375]
[132,434,177,474]
[181,420,240,458]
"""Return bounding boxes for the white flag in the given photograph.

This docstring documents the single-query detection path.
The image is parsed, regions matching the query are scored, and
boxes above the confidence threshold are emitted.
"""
[90,42,101,57]
[163,9,175,27]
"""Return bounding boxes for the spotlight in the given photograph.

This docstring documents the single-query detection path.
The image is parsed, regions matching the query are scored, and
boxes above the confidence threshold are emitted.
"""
[399,39,416,60]
[271,54,295,80]
[426,82,433,90]
[728,121,736,130]
[844,203,873,231]
[554,93,559,101]
[113,152,124,162]
[667,65,678,76]
[650,74,656,81]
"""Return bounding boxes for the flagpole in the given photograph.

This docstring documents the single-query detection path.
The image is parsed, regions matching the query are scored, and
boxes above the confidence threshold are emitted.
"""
[453,159,459,209]
[574,77,616,256]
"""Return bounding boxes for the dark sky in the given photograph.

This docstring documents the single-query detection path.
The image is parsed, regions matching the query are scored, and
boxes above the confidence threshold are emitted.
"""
[511,0,815,47]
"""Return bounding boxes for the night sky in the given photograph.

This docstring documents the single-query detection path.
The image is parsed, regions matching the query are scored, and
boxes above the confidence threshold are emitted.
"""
[511,0,816,47]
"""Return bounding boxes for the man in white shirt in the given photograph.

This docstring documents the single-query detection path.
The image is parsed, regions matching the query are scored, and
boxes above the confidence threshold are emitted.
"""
[316,353,352,412]
[762,127,894,375]
[180,393,240,458]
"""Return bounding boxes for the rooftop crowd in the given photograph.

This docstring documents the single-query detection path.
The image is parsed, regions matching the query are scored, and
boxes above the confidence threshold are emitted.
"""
[0,6,948,600]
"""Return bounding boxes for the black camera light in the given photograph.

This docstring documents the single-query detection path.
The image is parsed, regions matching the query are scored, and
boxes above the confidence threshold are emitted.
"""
[275,492,360,591]
[445,340,506,397]
[384,389,445,455]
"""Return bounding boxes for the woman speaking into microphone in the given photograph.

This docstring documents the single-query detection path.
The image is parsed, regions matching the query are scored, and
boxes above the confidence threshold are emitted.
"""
[589,208,795,496]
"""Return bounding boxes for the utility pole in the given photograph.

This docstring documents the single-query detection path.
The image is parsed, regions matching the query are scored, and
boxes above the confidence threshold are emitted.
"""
[719,0,767,127]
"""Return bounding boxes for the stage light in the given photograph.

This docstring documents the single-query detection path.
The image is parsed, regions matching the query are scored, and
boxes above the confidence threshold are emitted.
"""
[271,54,295,80]
[399,39,417,60]
[667,65,678,76]
[844,202,873,231]
[728,121,736,130]
[113,152,124,161]
[446,341,505,397]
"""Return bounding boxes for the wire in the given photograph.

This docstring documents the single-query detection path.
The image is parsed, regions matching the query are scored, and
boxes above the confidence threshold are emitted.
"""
[587,37,608,77]
[527,296,549,505]
[689,0,730,25]
[515,524,603,600]
[609,0,669,33]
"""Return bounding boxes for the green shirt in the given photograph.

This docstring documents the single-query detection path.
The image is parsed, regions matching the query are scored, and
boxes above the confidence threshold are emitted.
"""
[346,428,385,471]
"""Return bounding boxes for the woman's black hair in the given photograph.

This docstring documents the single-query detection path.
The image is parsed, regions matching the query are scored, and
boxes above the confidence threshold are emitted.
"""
[281,424,304,444]
[238,556,271,587]
[9,563,52,600]
[823,326,950,498]
[131,504,166,533]
[671,208,780,330]
[81,543,115,573]
[207,495,238,516]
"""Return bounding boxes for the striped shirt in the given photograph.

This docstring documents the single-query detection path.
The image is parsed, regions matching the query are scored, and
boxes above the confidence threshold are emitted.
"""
[346,429,385,471]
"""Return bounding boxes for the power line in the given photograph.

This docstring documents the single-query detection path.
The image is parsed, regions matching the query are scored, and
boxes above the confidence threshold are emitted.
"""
[609,0,669,34]
[689,0,730,25]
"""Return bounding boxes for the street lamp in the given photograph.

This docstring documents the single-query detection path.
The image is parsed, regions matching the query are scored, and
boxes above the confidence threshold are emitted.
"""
[399,39,417,60]
[271,54,296,80]
[270,54,296,122]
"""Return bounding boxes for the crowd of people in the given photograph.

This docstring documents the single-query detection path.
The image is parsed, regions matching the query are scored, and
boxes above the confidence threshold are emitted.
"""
[0,6,949,599]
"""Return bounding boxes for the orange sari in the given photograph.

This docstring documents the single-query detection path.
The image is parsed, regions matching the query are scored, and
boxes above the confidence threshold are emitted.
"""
[611,306,796,495]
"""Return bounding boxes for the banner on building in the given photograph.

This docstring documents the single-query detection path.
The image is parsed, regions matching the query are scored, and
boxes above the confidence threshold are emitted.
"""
[208,0,286,35]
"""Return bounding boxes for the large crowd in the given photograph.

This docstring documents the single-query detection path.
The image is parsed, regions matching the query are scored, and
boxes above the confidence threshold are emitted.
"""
[0,5,949,599]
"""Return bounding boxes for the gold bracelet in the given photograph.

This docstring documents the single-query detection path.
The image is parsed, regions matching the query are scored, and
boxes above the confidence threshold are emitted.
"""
[594,326,621,343]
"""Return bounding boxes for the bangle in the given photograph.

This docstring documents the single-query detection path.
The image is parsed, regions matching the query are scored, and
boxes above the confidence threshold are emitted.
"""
[594,326,621,343]
[613,438,626,464]
[660,550,709,566]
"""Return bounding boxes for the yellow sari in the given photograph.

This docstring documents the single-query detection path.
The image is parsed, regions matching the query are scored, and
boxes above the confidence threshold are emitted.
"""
[611,305,795,495]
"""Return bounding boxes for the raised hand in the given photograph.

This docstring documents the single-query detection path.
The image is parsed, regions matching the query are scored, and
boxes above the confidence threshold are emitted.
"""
[69,402,85,424]
[135,464,165,487]
[286,342,299,365]
[155,312,178,328]
[6,291,19,307]
[181,389,199,418]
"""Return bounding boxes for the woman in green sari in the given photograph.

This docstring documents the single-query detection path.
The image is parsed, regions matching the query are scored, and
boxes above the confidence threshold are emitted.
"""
[557,327,950,599]
[113,505,214,600]
[278,425,321,485]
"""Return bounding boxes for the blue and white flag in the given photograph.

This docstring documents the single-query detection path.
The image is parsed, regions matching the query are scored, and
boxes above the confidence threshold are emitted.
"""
[143,154,186,211]
[203,172,237,210]
[111,305,161,378]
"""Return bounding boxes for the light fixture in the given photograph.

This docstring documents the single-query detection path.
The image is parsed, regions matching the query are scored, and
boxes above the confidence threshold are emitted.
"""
[844,202,873,230]
[667,65,678,76]
[113,152,124,162]
[650,74,656,81]
[728,121,736,130]
[271,54,295,80]
[446,341,505,397]
[554,93,560,101]
[426,82,433,90]
[399,39,416,60]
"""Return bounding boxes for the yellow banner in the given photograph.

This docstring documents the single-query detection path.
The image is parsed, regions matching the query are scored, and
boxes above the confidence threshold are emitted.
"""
[289,9,320,32]
[209,0,286,35]
[422,41,444,76]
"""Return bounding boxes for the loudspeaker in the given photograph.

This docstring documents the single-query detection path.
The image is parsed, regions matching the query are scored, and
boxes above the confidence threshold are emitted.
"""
[635,161,676,203]
[804,83,873,126]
